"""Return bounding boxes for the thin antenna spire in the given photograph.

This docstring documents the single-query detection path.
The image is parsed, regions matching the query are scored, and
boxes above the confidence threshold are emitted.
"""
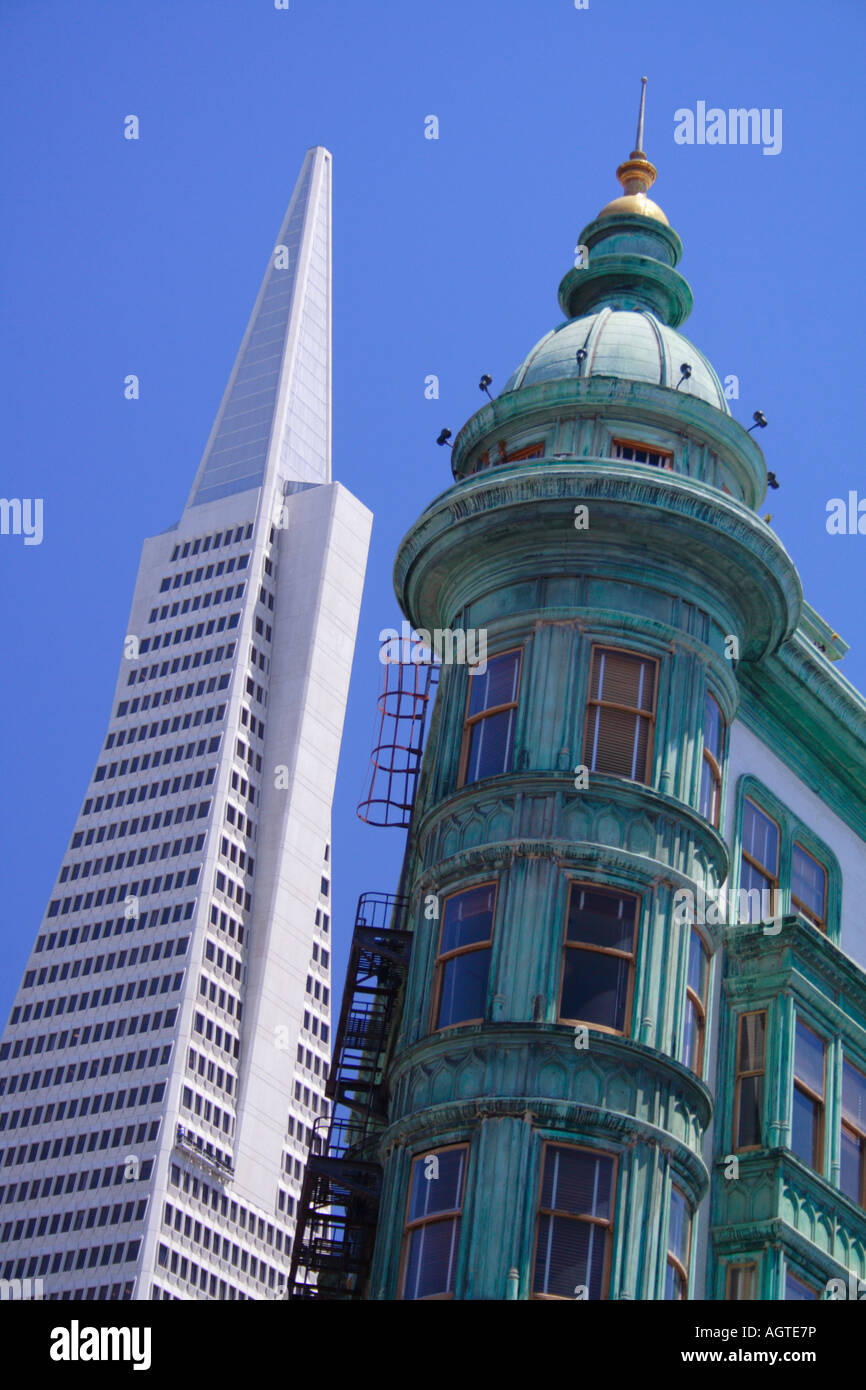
[635,76,648,155]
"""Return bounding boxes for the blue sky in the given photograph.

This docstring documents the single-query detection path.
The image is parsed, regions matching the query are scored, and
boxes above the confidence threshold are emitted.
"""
[2,0,865,1020]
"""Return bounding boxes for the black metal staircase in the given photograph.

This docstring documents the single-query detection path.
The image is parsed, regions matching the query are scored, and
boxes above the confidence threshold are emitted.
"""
[288,892,412,1298]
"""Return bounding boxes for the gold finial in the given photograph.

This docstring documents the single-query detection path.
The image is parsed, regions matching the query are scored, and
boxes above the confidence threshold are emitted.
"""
[598,77,669,225]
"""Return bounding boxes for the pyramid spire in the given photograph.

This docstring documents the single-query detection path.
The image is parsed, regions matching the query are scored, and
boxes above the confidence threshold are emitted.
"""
[187,146,332,509]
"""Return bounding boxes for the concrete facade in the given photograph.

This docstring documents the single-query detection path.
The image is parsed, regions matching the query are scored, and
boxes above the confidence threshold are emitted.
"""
[0,147,372,1301]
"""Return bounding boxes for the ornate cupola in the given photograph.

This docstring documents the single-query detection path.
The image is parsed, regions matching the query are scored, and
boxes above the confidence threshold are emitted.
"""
[558,77,692,327]
[362,84,803,1304]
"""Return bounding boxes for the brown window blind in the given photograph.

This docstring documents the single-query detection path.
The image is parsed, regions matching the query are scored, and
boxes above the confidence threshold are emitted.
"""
[583,647,657,783]
[532,1145,615,1299]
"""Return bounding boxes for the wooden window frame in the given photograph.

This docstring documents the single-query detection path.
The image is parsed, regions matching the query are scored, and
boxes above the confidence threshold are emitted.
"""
[700,693,725,828]
[612,437,674,470]
[792,1019,825,1173]
[430,882,497,1033]
[784,1269,821,1301]
[398,1143,468,1301]
[665,1184,691,1300]
[741,797,780,894]
[683,927,709,1075]
[840,1058,866,1209]
[531,1142,617,1301]
[791,841,828,932]
[583,645,659,785]
[558,882,639,1038]
[738,780,839,938]
[458,647,522,788]
[498,441,545,464]
[725,1262,757,1300]
[734,1009,767,1153]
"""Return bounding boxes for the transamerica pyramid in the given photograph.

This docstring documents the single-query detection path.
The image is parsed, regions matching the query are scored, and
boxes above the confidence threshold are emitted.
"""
[0,146,372,1300]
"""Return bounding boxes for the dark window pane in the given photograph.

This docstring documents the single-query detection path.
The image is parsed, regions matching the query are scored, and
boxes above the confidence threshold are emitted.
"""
[739,859,773,919]
[842,1060,866,1131]
[467,652,519,718]
[665,1262,686,1300]
[437,948,491,1028]
[440,886,494,955]
[682,998,701,1073]
[668,1188,689,1266]
[699,759,719,823]
[785,1272,818,1301]
[738,1014,765,1072]
[791,1087,819,1167]
[403,1217,460,1299]
[561,950,630,1031]
[792,845,826,921]
[687,931,707,998]
[566,887,635,951]
[794,1022,824,1097]
[736,1075,763,1148]
[840,1128,862,1204]
[704,694,724,761]
[533,1215,607,1299]
[408,1148,465,1222]
[465,708,515,782]
[742,800,779,875]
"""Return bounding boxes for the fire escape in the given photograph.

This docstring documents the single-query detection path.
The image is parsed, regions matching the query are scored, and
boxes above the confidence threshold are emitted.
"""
[357,630,439,828]
[288,892,412,1298]
[289,632,438,1297]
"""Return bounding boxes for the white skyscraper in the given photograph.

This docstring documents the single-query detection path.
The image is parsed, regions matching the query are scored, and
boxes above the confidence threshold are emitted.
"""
[0,147,372,1301]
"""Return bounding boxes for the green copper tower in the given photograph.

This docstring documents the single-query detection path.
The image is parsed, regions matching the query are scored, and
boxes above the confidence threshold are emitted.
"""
[291,84,866,1302]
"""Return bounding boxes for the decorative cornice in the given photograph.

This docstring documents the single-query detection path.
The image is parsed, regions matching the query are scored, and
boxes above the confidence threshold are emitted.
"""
[394,462,801,661]
[387,1022,714,1126]
[409,770,730,888]
[379,1093,710,1199]
[724,917,866,1024]
[712,1148,866,1270]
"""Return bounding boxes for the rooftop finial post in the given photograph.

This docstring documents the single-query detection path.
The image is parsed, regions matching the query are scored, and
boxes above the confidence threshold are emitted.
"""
[599,76,668,225]
[634,76,648,156]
